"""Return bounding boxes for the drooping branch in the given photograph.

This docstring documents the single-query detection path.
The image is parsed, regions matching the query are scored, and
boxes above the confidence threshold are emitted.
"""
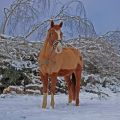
[24,0,95,39]
[1,0,29,34]
[0,0,96,40]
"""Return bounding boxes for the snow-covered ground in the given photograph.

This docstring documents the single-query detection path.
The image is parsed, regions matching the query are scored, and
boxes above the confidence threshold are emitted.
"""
[0,92,120,120]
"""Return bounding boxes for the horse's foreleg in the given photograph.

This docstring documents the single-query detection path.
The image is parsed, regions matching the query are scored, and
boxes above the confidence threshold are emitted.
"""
[50,73,57,108]
[42,93,47,108]
[40,72,48,108]
[75,65,82,106]
[64,75,72,103]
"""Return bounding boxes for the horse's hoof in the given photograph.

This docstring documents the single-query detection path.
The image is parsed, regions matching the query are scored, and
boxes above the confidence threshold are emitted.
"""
[51,104,55,109]
[75,103,79,106]
[68,99,72,104]
[42,106,46,109]
[42,103,47,109]
[50,101,55,109]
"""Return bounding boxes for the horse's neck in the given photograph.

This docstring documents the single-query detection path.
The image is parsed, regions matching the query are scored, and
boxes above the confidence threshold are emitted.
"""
[42,39,53,58]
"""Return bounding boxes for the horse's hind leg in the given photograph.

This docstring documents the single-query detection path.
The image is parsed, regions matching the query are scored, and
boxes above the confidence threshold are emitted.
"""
[71,73,76,101]
[50,73,57,108]
[40,72,48,108]
[75,64,82,106]
[64,75,72,103]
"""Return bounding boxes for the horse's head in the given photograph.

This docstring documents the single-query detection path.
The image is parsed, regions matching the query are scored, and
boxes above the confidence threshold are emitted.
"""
[47,20,63,54]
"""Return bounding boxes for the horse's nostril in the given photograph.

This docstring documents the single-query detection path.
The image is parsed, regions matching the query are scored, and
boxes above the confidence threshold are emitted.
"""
[57,48,60,52]
[55,44,63,54]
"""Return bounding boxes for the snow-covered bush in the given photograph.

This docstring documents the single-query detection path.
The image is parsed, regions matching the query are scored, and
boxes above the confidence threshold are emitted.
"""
[0,35,120,96]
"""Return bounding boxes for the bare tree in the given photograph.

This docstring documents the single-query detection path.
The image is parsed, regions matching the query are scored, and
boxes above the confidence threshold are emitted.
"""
[0,0,96,40]
[1,0,39,35]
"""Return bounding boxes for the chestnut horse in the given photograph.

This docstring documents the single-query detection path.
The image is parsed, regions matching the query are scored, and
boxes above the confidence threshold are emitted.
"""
[38,20,83,108]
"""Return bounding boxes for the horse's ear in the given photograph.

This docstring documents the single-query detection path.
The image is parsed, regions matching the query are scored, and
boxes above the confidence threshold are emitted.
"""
[59,21,63,28]
[51,20,54,28]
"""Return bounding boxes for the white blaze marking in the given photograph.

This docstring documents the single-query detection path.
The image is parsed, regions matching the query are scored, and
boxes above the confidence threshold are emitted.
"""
[55,30,61,40]
[54,30,62,54]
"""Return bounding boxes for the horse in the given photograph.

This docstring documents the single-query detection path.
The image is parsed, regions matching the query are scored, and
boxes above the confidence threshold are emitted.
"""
[38,20,83,109]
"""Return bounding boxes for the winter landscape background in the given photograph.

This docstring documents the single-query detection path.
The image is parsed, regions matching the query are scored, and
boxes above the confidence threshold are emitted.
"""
[0,0,120,120]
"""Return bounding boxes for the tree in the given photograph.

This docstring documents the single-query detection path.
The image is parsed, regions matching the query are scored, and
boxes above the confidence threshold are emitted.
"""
[0,0,96,40]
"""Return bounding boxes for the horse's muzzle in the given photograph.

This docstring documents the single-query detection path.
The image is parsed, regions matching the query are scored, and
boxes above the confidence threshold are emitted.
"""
[53,40,63,54]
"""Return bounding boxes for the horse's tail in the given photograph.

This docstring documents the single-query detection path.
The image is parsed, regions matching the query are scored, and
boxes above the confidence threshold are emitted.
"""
[71,73,76,100]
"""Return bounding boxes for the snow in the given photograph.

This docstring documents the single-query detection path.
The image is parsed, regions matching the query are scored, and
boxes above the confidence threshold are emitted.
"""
[0,34,15,39]
[0,93,120,120]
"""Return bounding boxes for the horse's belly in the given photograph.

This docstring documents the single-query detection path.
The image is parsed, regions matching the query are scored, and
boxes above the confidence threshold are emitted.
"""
[61,55,78,69]
[40,61,61,75]
[58,69,74,76]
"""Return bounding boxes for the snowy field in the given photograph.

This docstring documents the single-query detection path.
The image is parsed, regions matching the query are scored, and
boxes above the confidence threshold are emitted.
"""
[0,92,120,120]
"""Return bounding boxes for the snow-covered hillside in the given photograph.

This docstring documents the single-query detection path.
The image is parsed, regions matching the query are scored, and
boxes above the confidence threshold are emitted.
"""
[0,34,120,120]
[103,31,120,55]
[0,93,120,120]
[0,35,120,95]
[67,37,120,78]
